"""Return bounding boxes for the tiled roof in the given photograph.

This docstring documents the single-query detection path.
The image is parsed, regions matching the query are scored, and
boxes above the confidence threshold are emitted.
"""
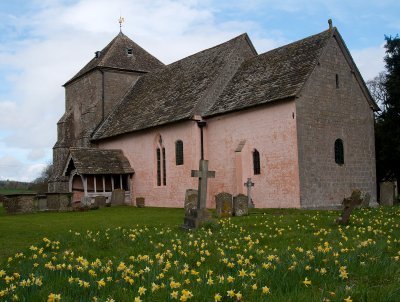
[65,32,164,86]
[91,27,377,140]
[92,34,256,140]
[67,148,134,175]
[204,29,332,116]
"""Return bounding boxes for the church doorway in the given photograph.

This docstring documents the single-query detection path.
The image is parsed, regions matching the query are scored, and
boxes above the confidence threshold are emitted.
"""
[71,174,84,203]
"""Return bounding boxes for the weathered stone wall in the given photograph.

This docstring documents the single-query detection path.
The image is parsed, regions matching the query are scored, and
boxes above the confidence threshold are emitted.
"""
[103,70,140,116]
[50,68,141,192]
[3,193,72,214]
[296,36,377,208]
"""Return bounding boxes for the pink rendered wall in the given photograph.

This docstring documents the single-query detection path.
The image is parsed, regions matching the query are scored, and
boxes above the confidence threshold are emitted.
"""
[98,100,300,209]
[205,100,301,208]
[98,121,201,207]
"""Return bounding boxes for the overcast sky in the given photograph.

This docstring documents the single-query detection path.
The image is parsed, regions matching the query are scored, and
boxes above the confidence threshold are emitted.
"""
[0,0,399,182]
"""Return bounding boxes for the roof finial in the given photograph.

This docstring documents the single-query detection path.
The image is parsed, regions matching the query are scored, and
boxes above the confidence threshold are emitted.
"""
[118,16,125,33]
[328,19,333,30]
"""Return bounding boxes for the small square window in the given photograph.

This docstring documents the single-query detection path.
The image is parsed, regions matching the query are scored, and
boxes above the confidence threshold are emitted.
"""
[126,48,133,56]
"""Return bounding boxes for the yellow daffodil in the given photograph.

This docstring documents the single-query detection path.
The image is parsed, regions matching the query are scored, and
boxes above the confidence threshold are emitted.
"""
[303,277,312,287]
[262,286,270,294]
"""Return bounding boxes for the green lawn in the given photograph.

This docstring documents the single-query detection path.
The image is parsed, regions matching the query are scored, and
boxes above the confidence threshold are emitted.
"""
[0,206,399,301]
[0,189,36,195]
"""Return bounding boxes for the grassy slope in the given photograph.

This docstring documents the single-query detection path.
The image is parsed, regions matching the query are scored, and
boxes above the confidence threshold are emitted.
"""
[0,207,183,260]
[0,206,399,301]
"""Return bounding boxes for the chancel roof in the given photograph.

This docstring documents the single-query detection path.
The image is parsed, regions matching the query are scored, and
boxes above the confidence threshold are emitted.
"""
[66,148,134,175]
[65,32,164,86]
[204,29,332,116]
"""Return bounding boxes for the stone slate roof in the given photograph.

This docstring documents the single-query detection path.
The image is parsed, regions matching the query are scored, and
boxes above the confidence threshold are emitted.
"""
[91,27,377,140]
[68,148,134,175]
[204,29,332,116]
[65,32,164,86]
[92,34,256,140]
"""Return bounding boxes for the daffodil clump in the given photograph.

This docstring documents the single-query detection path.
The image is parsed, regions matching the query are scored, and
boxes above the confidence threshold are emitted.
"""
[0,207,399,301]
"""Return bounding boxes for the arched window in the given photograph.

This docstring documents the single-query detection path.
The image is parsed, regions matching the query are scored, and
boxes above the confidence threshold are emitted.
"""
[253,149,261,175]
[334,139,344,165]
[156,135,166,186]
[175,140,184,165]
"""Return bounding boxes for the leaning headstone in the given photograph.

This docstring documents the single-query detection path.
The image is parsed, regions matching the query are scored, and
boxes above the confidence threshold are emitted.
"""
[111,189,125,206]
[215,192,233,217]
[95,195,107,207]
[336,189,363,225]
[233,194,248,216]
[136,197,145,208]
[380,181,395,206]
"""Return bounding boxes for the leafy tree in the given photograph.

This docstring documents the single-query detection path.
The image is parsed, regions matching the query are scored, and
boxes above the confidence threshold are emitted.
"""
[373,35,400,184]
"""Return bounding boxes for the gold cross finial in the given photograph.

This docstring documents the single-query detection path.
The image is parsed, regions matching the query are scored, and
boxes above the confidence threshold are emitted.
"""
[118,16,125,32]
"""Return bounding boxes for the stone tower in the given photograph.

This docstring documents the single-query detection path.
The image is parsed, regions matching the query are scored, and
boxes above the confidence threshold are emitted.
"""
[49,32,164,192]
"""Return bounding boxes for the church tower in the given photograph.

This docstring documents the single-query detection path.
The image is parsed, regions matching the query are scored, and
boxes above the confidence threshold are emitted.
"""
[49,31,164,192]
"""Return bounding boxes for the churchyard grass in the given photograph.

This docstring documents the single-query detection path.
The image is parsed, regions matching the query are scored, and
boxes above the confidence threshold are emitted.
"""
[0,206,399,301]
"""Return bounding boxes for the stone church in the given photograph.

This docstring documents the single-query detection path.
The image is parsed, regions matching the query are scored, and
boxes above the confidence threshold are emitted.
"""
[49,22,379,208]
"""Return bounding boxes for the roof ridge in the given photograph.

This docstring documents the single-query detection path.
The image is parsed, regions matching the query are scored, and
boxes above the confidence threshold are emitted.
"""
[258,29,331,57]
[167,33,249,66]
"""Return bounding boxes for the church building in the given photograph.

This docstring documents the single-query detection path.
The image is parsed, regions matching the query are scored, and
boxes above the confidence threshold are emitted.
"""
[49,22,379,208]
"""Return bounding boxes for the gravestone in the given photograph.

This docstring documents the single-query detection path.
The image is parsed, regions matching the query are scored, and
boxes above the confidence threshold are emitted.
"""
[336,189,363,225]
[215,192,233,217]
[380,181,396,206]
[90,201,99,210]
[111,189,125,205]
[244,178,255,208]
[184,190,198,216]
[362,193,371,207]
[136,197,145,208]
[182,160,215,229]
[81,196,91,207]
[95,195,107,207]
[37,194,47,211]
[233,194,248,216]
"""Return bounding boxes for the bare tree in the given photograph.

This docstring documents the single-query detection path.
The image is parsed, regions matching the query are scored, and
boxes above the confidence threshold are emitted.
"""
[31,163,53,193]
[366,72,387,114]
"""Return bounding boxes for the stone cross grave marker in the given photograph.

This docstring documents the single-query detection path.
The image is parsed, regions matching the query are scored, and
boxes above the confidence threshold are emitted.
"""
[215,192,233,217]
[182,160,215,229]
[336,189,363,225]
[244,178,255,208]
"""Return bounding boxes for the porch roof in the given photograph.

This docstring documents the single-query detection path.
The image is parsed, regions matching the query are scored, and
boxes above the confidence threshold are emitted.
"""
[65,148,134,175]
